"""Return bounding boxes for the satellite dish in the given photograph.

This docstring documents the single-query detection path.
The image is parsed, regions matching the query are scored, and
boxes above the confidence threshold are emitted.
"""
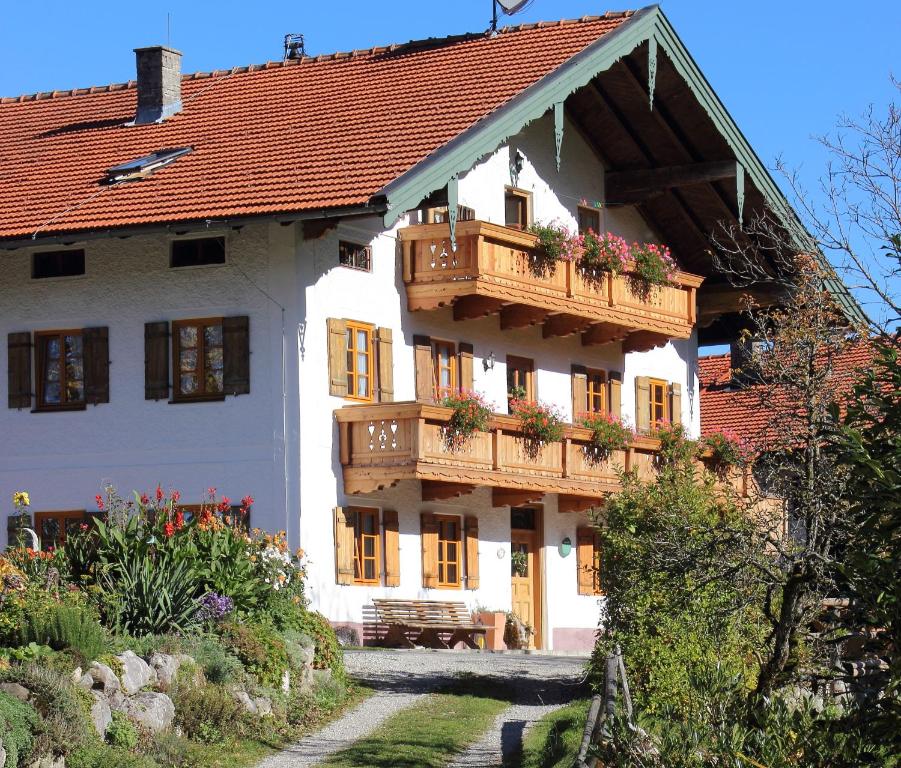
[490,0,533,32]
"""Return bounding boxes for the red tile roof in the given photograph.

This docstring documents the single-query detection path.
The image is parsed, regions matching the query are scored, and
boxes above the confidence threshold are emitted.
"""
[698,343,875,443]
[0,13,633,242]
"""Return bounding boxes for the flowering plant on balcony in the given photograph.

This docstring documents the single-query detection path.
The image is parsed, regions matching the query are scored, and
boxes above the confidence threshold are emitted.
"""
[651,421,698,468]
[529,221,578,276]
[628,242,678,299]
[510,398,566,457]
[701,429,751,477]
[439,390,492,451]
[579,229,628,277]
[577,411,635,463]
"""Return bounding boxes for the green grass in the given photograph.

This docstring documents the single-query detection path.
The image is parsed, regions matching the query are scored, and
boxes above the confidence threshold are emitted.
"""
[515,699,591,768]
[324,691,509,768]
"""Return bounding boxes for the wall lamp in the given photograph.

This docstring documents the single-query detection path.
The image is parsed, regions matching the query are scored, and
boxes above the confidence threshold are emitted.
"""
[483,351,496,371]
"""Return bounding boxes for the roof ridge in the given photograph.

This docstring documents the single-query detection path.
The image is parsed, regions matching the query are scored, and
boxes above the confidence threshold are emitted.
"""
[0,11,636,104]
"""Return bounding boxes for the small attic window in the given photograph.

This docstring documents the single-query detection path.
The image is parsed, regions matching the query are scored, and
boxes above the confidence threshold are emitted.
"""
[105,147,192,183]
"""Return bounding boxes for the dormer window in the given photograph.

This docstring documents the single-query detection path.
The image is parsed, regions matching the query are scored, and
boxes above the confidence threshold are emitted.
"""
[105,147,192,183]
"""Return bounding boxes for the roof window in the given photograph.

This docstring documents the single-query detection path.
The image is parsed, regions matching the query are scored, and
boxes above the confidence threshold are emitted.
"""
[105,147,192,183]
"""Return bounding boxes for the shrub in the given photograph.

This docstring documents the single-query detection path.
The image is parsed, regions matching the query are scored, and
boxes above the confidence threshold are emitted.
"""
[19,603,107,664]
[652,421,698,467]
[578,411,634,462]
[0,690,40,768]
[627,241,677,298]
[218,623,289,688]
[276,608,344,678]
[182,635,244,686]
[3,547,69,587]
[171,682,245,744]
[106,710,138,750]
[529,221,573,275]
[439,390,492,450]
[510,398,566,453]
[67,742,158,768]
[701,428,750,476]
[580,230,627,276]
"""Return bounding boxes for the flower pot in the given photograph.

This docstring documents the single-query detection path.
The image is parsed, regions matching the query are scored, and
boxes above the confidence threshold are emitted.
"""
[474,611,507,650]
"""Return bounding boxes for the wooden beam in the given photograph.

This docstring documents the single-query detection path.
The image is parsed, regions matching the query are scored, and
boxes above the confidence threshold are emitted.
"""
[542,314,592,339]
[582,322,630,347]
[452,295,504,322]
[697,285,786,321]
[606,161,738,204]
[499,304,548,330]
[622,331,670,354]
[558,495,603,513]
[421,481,475,502]
[492,488,545,508]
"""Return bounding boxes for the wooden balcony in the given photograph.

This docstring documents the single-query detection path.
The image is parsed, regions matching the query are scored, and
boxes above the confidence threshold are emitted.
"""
[336,402,661,511]
[400,221,704,351]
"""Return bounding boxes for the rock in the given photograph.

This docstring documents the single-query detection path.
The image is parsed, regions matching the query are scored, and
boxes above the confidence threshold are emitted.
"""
[88,661,120,694]
[0,738,6,768]
[234,690,257,715]
[148,652,180,690]
[89,690,111,737]
[77,673,94,691]
[281,669,291,693]
[334,626,360,647]
[0,682,30,702]
[122,692,175,733]
[253,696,272,717]
[116,650,156,694]
[71,666,83,683]
[26,757,65,768]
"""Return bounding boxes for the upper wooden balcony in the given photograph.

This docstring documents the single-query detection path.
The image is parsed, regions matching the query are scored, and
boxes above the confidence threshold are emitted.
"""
[400,221,705,352]
[336,401,661,512]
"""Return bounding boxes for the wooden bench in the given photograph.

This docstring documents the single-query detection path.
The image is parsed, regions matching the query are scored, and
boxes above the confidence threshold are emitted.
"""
[371,599,487,650]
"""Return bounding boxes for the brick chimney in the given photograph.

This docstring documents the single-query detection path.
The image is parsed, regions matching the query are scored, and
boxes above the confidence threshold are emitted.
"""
[134,46,182,124]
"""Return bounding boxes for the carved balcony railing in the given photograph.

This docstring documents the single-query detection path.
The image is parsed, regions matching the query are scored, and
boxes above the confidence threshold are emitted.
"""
[336,402,662,511]
[400,220,705,351]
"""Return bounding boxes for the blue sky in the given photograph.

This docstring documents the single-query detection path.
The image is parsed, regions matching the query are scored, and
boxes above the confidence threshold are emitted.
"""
[2,0,897,322]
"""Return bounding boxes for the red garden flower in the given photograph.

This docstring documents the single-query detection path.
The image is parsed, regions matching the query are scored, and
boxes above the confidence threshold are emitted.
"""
[174,510,185,530]
[95,494,104,511]
[241,495,254,509]
[171,490,181,503]
[140,493,150,506]
[163,522,175,538]
[155,485,164,502]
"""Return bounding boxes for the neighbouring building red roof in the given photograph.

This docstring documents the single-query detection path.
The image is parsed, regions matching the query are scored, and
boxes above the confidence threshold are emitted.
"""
[0,13,633,241]
[698,343,876,443]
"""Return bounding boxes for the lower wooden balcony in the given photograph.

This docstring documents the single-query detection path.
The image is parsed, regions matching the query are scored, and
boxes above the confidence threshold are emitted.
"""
[336,402,661,512]
[400,220,704,351]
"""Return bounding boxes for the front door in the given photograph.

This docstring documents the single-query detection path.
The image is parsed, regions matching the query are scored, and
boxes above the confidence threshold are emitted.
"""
[510,507,542,648]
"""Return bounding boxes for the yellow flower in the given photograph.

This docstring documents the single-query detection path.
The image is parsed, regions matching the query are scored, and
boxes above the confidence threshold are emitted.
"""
[12,491,30,507]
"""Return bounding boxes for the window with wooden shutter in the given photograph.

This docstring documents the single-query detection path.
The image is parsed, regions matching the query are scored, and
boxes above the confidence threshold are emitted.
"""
[376,327,394,403]
[35,330,86,410]
[327,318,349,397]
[35,510,88,551]
[669,383,682,425]
[571,365,587,421]
[504,187,531,230]
[577,526,602,596]
[413,335,434,402]
[383,509,400,587]
[7,332,33,409]
[345,321,375,401]
[223,315,250,395]
[586,369,607,414]
[459,342,474,392]
[436,515,462,588]
[334,507,356,585]
[353,508,380,584]
[464,516,479,590]
[508,355,535,408]
[609,372,622,419]
[649,378,669,427]
[432,340,457,399]
[420,512,439,588]
[577,205,601,235]
[144,322,170,400]
[83,326,110,405]
[635,376,651,434]
[172,318,226,401]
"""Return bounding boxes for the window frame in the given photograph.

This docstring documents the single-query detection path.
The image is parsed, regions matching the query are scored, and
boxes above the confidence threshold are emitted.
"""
[338,241,372,272]
[649,377,669,426]
[34,329,86,411]
[345,320,375,402]
[591,532,604,595]
[32,249,86,280]
[586,368,608,415]
[35,510,86,551]
[435,514,463,589]
[432,340,458,399]
[169,236,226,269]
[352,507,381,585]
[506,355,535,407]
[504,187,532,230]
[577,205,601,235]
[172,317,226,402]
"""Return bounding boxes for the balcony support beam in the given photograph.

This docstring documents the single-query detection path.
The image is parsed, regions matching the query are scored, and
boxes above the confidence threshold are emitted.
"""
[422,480,475,502]
[492,488,545,508]
[558,495,603,513]
[453,295,504,322]
[582,322,629,347]
[500,304,548,330]
[622,330,670,354]
[542,314,592,339]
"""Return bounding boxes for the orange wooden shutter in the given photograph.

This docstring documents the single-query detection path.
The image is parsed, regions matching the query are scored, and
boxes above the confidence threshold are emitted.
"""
[383,509,400,587]
[577,526,596,596]
[7,332,33,409]
[635,376,651,434]
[459,342,474,392]
[327,318,348,397]
[571,365,587,421]
[669,383,682,425]
[413,335,434,401]
[334,506,356,585]
[609,372,622,419]
[376,327,394,403]
[420,512,439,588]
[464,516,479,590]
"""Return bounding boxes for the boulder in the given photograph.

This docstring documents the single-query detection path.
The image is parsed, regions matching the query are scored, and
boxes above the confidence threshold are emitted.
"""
[26,757,65,768]
[116,650,156,694]
[88,662,120,694]
[281,669,291,693]
[0,682,30,702]
[89,690,112,737]
[148,652,180,690]
[71,666,83,684]
[122,692,175,733]
[234,690,257,715]
[77,673,94,691]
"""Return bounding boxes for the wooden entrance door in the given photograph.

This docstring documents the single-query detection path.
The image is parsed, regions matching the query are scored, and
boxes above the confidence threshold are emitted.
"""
[510,529,540,649]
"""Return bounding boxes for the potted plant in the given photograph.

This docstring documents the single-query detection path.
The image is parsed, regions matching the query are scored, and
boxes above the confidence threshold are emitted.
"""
[627,241,678,299]
[579,229,628,281]
[701,428,750,477]
[439,390,492,451]
[473,606,507,650]
[510,550,528,577]
[651,421,698,468]
[577,411,634,464]
[528,221,576,277]
[510,398,566,458]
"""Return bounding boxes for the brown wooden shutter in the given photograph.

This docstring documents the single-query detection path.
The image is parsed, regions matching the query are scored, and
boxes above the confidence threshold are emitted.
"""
[334,506,356,585]
[223,316,250,395]
[635,376,651,434]
[459,342,474,392]
[7,512,32,548]
[571,365,587,421]
[327,318,348,397]
[383,509,400,587]
[413,335,434,402]
[669,383,682,425]
[7,332,33,409]
[609,372,622,419]
[144,322,170,401]
[83,326,110,405]
[420,512,439,588]
[464,516,479,590]
[577,526,595,596]
[376,327,394,403]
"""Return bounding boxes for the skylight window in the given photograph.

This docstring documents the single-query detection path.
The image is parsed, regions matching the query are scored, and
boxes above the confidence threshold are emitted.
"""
[105,146,192,183]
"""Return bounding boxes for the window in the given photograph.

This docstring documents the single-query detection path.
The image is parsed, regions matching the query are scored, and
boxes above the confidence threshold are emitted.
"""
[649,378,669,426]
[504,188,531,230]
[506,355,535,407]
[424,205,476,224]
[577,206,601,235]
[586,369,607,414]
[170,237,225,268]
[354,508,381,584]
[32,250,85,279]
[173,318,225,400]
[35,330,85,409]
[345,321,374,401]
[436,515,462,588]
[35,510,87,551]
[339,241,372,272]
[432,340,457,398]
